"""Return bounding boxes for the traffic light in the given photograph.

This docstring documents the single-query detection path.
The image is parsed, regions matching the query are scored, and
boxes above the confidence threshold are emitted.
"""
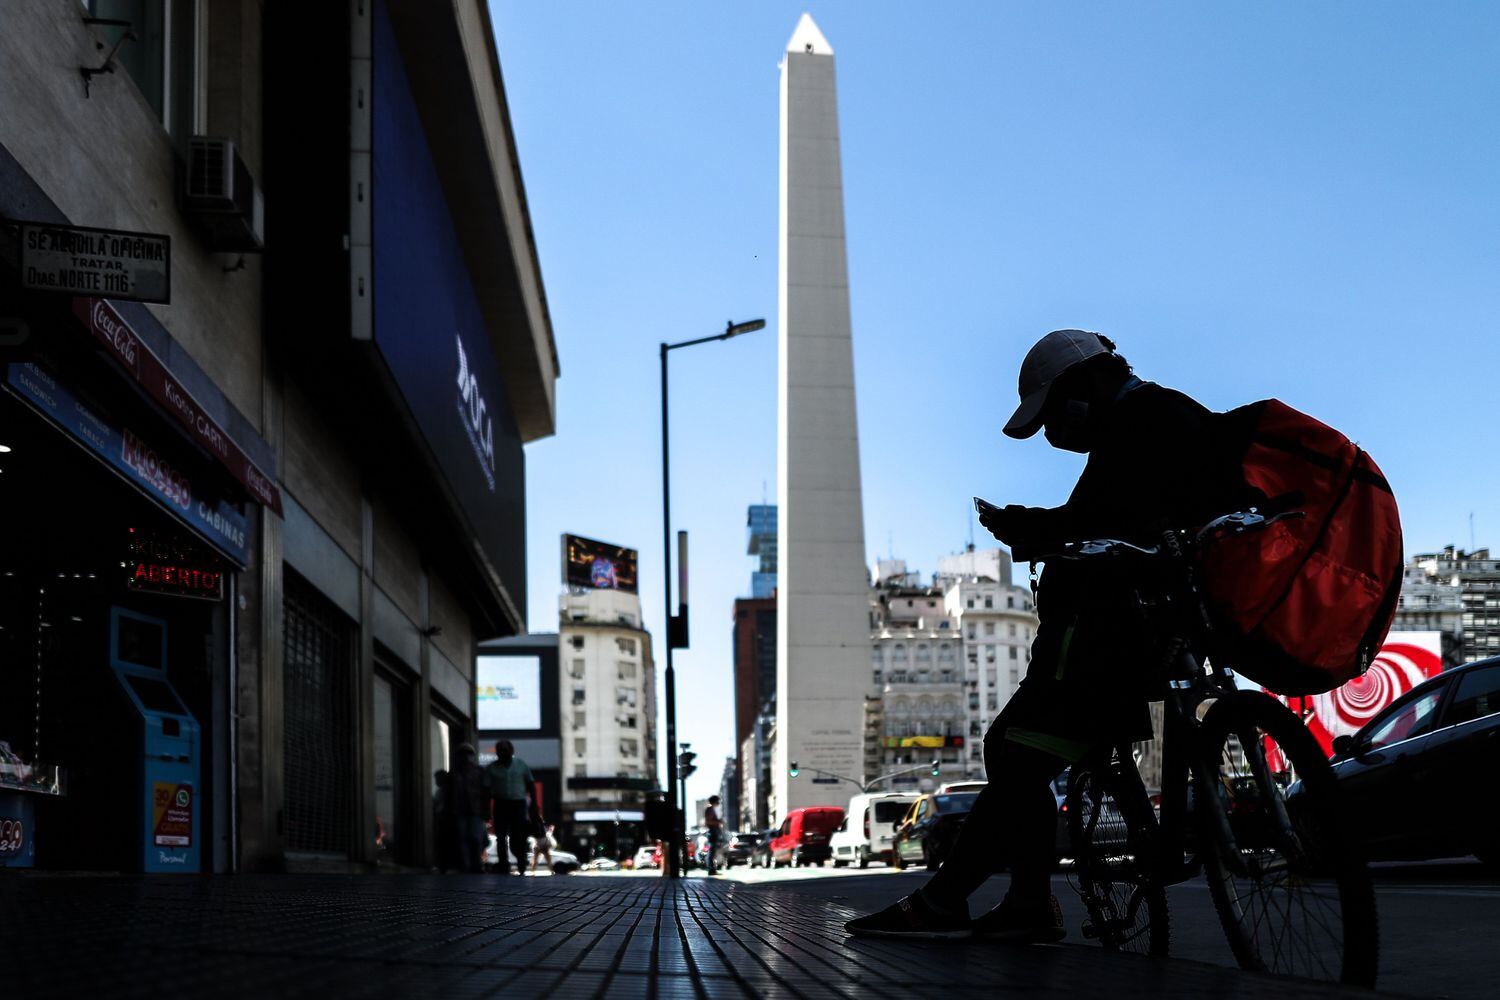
[677,749,697,780]
[789,760,799,777]
[930,757,941,777]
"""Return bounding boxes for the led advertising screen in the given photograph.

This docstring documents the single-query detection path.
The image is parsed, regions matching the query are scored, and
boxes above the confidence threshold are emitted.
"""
[1264,631,1444,755]
[563,534,639,593]
[476,655,542,731]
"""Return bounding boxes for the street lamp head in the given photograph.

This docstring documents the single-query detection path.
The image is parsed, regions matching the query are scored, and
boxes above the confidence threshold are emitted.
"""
[725,318,767,338]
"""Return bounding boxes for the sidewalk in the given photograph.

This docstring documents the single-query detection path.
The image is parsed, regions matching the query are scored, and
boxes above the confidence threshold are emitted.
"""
[1,872,1378,998]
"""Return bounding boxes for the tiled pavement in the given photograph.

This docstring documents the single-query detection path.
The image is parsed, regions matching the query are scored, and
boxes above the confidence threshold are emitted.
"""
[1,873,1380,998]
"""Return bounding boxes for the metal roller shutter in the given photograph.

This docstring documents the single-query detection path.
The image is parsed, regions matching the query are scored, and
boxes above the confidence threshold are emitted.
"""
[282,571,355,856]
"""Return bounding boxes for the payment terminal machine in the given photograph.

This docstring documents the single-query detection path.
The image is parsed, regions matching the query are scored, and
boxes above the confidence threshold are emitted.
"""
[109,608,201,872]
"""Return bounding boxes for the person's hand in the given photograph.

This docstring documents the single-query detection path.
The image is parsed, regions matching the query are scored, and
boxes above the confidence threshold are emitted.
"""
[977,503,1034,547]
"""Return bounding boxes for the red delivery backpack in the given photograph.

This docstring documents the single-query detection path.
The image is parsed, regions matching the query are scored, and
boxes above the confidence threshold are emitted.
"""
[1198,400,1403,696]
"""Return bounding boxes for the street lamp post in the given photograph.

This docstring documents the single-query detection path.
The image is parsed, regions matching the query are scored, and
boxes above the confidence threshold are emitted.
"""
[660,317,766,878]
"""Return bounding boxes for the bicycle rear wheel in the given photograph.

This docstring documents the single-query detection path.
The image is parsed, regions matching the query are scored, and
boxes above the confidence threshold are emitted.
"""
[1066,748,1169,957]
[1198,691,1378,987]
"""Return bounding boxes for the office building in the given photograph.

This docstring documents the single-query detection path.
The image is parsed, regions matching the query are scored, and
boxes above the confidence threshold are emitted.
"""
[0,0,555,873]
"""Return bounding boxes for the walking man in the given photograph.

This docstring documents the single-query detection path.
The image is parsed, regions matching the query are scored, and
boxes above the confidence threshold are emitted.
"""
[483,739,537,875]
[448,745,487,874]
[703,795,725,876]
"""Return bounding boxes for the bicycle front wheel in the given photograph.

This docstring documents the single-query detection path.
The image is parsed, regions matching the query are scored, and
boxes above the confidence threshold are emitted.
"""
[1066,748,1169,958]
[1198,691,1378,987]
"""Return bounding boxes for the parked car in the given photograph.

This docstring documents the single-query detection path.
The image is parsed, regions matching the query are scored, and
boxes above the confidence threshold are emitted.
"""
[1298,656,1500,865]
[891,792,978,870]
[750,828,776,868]
[725,831,760,867]
[632,845,658,870]
[938,781,988,794]
[769,807,845,867]
[483,836,580,874]
[830,792,919,868]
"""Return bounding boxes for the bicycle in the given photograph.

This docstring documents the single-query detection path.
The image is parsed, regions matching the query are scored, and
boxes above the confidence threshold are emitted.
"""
[1043,509,1379,987]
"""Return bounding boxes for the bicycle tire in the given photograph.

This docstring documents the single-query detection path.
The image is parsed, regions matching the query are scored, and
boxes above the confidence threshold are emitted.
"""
[1198,690,1379,988]
[1066,749,1170,958]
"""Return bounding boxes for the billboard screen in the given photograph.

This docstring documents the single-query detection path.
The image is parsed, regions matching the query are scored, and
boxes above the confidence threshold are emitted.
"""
[563,534,639,593]
[476,655,542,731]
[1267,631,1444,755]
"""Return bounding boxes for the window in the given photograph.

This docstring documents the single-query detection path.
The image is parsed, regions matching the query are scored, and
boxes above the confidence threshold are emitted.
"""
[570,658,586,679]
[86,0,204,138]
[617,660,637,679]
[1008,624,1017,637]
[1007,596,1015,609]
[984,596,993,609]
[873,670,882,685]
[1009,647,1018,660]
[615,637,637,655]
[616,686,637,708]
[966,626,976,641]
[572,688,586,705]
[1364,689,1444,750]
[966,599,974,609]
[574,738,586,757]
[620,738,639,758]
[985,647,996,663]
[573,710,585,728]
[984,622,995,637]
[987,694,998,711]
[624,715,638,729]
[570,635,585,650]
[1448,664,1500,725]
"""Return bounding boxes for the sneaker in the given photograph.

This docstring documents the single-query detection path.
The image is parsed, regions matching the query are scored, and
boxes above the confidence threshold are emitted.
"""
[844,891,972,940]
[971,894,1066,943]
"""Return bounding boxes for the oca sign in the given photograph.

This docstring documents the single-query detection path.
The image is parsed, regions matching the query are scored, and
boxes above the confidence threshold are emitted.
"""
[455,334,495,492]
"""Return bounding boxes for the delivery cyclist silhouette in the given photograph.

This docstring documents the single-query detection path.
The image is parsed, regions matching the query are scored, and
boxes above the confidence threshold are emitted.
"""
[848,329,1246,940]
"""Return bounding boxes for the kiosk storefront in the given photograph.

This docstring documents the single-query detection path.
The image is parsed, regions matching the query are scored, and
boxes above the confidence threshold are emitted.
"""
[0,283,262,872]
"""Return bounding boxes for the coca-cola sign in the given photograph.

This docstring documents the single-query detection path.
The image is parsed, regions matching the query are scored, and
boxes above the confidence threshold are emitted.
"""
[71,298,282,515]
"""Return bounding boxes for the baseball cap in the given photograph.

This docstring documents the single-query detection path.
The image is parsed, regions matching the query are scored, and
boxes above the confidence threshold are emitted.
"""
[1002,329,1111,439]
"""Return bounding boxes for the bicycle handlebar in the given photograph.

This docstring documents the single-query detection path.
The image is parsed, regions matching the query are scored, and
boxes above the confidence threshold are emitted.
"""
[1032,508,1305,564]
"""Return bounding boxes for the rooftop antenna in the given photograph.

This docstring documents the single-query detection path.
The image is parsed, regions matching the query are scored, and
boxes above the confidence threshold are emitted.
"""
[966,500,975,552]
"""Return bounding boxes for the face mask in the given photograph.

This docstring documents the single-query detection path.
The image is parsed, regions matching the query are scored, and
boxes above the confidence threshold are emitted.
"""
[1043,399,1092,453]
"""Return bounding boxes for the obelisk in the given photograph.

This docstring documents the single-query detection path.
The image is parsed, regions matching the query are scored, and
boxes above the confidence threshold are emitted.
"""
[775,13,870,814]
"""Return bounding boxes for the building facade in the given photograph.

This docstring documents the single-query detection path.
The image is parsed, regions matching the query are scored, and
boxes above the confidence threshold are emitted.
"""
[868,579,964,790]
[747,504,778,600]
[0,0,555,873]
[1395,547,1500,666]
[558,587,657,860]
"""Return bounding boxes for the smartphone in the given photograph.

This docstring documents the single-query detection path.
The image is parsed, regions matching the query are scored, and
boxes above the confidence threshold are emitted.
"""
[973,496,1000,517]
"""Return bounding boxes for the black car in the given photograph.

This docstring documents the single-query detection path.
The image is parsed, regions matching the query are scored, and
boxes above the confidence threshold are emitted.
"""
[749,828,777,868]
[724,831,760,867]
[891,792,978,870]
[1313,656,1500,864]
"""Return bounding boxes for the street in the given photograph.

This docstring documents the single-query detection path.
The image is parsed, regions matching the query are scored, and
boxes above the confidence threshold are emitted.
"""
[690,857,1500,999]
[0,870,1399,999]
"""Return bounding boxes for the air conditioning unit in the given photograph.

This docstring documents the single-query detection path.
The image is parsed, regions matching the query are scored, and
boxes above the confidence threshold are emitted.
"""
[183,136,265,252]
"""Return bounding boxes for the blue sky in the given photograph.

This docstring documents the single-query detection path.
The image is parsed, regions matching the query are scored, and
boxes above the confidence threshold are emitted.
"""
[489,2,1500,808]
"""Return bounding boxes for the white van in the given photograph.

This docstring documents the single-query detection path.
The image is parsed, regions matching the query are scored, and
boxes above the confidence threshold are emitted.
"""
[830,792,920,868]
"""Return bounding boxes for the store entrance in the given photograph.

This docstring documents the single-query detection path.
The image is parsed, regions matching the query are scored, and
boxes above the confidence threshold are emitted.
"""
[0,397,230,871]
